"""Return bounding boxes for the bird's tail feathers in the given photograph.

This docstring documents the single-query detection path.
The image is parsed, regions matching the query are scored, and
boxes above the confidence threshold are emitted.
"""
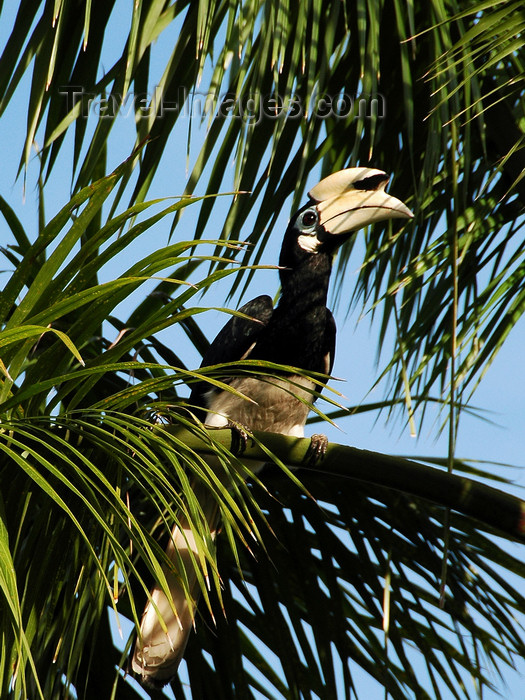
[131,483,220,687]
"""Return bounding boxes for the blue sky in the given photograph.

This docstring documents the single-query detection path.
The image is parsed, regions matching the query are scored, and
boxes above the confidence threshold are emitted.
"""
[1,3,524,698]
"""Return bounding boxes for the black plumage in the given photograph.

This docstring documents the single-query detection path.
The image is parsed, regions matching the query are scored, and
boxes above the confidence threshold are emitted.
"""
[132,167,413,686]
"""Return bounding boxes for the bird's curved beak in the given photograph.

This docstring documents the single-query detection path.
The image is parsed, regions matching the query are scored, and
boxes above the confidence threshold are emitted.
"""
[309,167,413,235]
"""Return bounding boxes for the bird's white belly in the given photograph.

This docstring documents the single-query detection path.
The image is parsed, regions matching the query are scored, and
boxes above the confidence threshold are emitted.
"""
[204,375,315,437]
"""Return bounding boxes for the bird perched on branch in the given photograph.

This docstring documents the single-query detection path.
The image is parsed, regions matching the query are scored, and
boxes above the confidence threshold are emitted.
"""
[132,167,413,686]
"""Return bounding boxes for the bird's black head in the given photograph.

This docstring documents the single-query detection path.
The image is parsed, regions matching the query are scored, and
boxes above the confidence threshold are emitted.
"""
[279,201,347,270]
[279,167,413,272]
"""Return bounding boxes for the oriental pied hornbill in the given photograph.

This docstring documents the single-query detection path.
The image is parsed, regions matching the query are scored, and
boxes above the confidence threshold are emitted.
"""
[132,167,413,686]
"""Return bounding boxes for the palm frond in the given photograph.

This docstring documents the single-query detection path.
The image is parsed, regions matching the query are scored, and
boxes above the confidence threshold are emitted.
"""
[1,1,525,698]
[181,458,525,700]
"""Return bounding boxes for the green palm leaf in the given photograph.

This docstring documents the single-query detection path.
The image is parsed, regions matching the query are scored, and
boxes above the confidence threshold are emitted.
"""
[0,1,524,698]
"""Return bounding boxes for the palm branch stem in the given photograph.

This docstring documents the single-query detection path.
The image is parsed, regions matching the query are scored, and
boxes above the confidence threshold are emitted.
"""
[164,426,525,543]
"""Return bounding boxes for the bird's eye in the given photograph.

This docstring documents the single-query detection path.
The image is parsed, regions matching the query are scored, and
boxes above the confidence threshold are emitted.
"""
[298,208,318,231]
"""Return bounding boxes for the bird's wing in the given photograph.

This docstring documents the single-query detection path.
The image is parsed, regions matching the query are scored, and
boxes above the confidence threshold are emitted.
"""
[189,294,274,412]
[324,310,336,377]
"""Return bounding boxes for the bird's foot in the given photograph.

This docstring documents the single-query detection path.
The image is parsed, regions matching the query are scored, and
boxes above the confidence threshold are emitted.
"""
[304,433,329,465]
[227,420,253,455]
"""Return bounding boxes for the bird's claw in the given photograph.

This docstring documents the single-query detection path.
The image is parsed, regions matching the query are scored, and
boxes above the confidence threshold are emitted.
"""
[227,421,252,455]
[304,433,328,465]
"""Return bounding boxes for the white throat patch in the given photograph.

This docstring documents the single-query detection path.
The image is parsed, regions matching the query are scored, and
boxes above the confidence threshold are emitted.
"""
[297,234,322,254]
